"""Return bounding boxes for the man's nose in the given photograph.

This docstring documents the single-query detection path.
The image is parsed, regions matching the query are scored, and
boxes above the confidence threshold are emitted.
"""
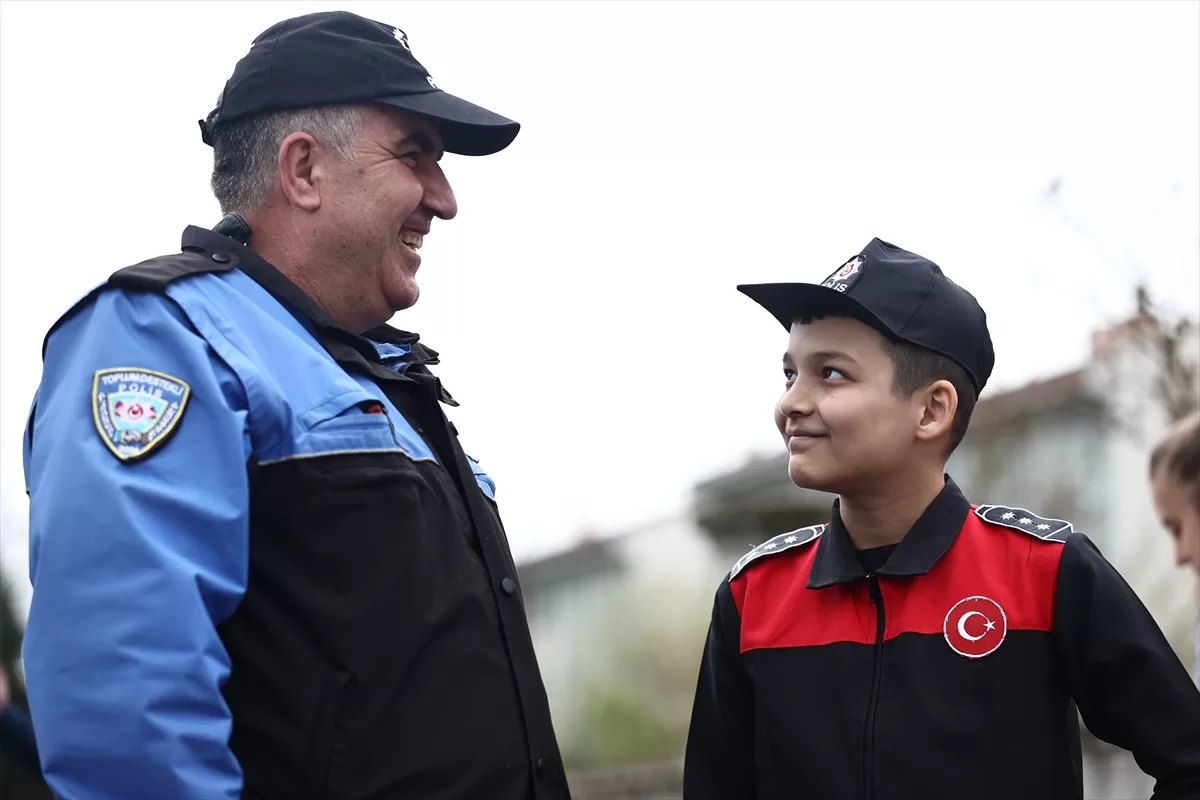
[422,163,458,221]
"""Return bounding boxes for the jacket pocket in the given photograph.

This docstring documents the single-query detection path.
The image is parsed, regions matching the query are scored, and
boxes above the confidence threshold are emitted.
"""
[304,670,350,798]
[289,393,400,459]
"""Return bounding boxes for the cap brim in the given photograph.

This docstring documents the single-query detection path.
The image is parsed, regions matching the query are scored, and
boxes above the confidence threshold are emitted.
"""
[378,91,519,156]
[736,282,898,339]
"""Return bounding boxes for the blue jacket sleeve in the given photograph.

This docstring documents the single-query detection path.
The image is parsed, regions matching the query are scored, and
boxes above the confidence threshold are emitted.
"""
[22,287,251,799]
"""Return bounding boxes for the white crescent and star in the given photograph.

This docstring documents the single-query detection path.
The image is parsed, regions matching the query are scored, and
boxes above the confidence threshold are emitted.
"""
[943,595,1007,658]
[956,611,996,642]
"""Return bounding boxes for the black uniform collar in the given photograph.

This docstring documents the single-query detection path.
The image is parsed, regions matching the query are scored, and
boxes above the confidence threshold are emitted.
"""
[180,224,439,368]
[807,476,970,589]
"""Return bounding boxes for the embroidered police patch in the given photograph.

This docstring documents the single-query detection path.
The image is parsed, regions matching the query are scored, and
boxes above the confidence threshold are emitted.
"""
[729,523,825,580]
[92,368,191,462]
[820,255,864,293]
[974,504,1073,543]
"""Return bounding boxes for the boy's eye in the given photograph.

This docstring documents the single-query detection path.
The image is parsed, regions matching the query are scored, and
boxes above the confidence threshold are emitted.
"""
[783,368,797,382]
[822,367,847,380]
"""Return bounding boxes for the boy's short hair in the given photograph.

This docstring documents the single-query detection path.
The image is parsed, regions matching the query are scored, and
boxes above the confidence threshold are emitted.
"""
[883,337,977,453]
[796,313,977,453]
[1149,409,1200,508]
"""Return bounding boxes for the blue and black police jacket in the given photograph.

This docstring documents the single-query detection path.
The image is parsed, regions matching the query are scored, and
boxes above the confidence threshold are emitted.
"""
[22,223,570,800]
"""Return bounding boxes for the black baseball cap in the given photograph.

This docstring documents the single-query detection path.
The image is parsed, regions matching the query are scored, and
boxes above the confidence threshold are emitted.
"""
[199,11,519,156]
[738,238,995,394]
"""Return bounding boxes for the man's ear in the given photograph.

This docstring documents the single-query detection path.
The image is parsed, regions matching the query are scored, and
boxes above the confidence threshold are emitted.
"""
[915,379,958,445]
[277,132,324,212]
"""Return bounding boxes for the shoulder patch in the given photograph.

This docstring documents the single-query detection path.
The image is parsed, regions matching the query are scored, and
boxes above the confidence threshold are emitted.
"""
[974,504,1073,543]
[92,368,191,462]
[729,523,825,580]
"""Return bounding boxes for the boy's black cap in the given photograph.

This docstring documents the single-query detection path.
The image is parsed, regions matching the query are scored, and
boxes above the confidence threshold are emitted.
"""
[738,238,995,394]
[199,11,519,156]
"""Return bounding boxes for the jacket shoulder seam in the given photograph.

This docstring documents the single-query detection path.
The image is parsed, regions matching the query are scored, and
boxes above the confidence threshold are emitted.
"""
[42,251,238,359]
[108,249,239,292]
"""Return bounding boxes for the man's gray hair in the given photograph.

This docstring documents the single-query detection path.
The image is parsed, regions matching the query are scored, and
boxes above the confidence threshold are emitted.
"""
[207,95,366,214]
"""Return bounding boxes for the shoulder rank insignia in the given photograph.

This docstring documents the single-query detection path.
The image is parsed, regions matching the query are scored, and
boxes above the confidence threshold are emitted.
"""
[974,504,1073,543]
[729,523,825,580]
[92,368,191,462]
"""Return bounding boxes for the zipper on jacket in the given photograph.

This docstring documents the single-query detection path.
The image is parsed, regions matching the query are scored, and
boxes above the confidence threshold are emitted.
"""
[861,574,885,800]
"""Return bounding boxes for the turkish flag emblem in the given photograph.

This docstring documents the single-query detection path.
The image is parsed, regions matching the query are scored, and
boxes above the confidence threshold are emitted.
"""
[943,596,1007,658]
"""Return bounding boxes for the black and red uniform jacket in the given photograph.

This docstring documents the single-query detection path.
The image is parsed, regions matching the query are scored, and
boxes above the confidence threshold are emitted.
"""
[683,478,1200,800]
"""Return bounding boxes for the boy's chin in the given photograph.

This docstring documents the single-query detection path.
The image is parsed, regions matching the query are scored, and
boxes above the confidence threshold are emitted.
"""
[787,457,838,494]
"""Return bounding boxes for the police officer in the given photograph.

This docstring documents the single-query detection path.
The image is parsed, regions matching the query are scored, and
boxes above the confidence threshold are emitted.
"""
[22,11,569,799]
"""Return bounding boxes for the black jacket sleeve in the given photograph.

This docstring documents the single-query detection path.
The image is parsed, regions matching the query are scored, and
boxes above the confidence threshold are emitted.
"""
[1053,533,1200,799]
[0,703,42,779]
[683,578,756,800]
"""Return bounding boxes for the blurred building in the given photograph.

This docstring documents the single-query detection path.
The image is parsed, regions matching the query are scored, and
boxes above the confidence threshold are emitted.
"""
[520,314,1199,800]
[519,514,720,753]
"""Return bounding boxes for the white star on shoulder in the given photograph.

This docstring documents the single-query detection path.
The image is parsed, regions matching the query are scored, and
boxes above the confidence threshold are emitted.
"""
[1036,523,1051,530]
[1000,511,1015,520]
[985,620,996,631]
[1019,517,1033,525]
[785,535,798,544]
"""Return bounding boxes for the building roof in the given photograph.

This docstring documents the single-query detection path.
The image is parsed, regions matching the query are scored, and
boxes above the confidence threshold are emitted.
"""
[516,534,624,588]
[969,368,1092,432]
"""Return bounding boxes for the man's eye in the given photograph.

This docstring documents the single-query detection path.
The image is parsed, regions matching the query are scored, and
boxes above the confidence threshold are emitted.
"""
[399,151,421,164]
[822,367,847,380]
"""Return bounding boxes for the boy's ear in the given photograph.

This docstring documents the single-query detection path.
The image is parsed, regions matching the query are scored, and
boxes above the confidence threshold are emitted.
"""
[915,379,958,444]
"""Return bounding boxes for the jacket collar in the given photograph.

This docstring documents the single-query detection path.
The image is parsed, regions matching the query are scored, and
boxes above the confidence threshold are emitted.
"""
[180,224,448,393]
[807,475,970,589]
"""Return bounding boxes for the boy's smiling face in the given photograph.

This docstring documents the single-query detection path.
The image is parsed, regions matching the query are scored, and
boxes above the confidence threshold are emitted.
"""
[775,315,944,495]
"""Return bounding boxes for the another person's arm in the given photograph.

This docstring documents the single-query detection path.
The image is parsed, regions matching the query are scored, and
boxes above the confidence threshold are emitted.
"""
[0,666,41,778]
[1053,533,1200,800]
[683,579,757,799]
[23,289,251,799]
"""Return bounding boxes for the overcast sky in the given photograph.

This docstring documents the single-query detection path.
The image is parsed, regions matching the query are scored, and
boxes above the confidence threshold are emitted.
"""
[2,0,1198,618]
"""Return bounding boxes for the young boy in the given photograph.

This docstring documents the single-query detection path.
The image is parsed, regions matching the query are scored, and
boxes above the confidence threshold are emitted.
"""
[683,238,1200,800]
